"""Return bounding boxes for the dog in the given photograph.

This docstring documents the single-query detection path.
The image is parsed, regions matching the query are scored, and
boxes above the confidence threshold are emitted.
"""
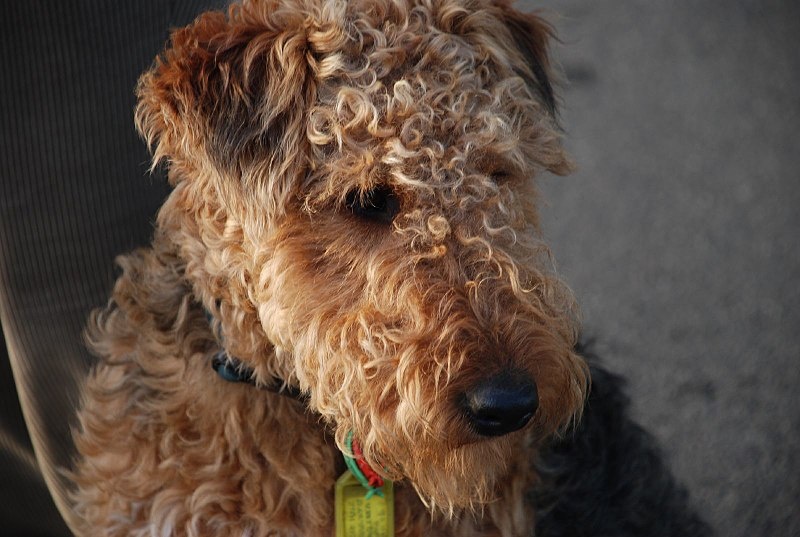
[71,1,711,535]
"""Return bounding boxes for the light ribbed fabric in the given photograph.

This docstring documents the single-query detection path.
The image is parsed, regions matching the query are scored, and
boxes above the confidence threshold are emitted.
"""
[0,2,226,534]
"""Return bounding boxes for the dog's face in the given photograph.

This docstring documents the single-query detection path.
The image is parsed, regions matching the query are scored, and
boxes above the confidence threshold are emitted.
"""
[137,0,588,513]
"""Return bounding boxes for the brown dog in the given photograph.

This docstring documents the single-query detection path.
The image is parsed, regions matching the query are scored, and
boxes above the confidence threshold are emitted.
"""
[72,1,589,535]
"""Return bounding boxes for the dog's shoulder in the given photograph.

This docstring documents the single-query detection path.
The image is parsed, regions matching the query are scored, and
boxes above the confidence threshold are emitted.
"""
[531,341,713,537]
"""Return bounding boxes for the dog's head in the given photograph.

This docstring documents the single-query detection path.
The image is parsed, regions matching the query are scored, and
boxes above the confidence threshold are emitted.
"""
[137,0,588,513]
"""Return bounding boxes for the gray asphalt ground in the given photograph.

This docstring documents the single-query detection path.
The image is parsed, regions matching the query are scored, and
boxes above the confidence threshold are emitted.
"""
[524,1,799,535]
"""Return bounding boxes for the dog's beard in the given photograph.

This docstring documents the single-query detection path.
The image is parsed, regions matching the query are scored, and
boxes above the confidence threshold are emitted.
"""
[338,408,527,518]
[395,434,520,516]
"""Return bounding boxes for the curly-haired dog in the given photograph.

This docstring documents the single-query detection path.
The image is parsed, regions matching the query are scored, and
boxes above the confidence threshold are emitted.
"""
[72,1,710,535]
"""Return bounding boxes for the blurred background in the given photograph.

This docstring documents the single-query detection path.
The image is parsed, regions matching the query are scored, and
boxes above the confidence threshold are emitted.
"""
[1,1,797,535]
[535,1,800,535]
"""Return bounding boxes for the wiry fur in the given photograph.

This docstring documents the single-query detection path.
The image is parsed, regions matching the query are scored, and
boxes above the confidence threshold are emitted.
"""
[71,1,705,535]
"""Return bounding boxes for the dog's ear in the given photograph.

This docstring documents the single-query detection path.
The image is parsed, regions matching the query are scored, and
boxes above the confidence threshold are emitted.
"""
[495,1,558,118]
[493,1,573,175]
[135,6,313,180]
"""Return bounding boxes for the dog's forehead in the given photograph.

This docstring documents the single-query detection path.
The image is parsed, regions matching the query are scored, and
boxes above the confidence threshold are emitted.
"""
[135,0,564,217]
[303,2,541,194]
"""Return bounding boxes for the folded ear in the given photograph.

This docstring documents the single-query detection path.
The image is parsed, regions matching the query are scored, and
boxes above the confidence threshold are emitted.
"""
[495,1,559,118]
[135,5,314,179]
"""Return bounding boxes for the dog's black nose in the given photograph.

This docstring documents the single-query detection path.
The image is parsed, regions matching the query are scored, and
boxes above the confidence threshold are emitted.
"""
[462,371,538,437]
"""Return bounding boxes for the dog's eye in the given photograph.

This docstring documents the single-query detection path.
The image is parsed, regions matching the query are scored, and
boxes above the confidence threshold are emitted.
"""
[345,186,400,224]
[490,169,513,183]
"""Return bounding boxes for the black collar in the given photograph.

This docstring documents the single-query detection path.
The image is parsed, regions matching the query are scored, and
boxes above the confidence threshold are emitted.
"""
[205,308,306,402]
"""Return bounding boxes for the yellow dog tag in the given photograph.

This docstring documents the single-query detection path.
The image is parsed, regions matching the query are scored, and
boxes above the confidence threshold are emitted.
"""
[335,470,394,537]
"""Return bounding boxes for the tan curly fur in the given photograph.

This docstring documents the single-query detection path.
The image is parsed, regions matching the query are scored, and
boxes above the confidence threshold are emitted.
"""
[71,0,589,535]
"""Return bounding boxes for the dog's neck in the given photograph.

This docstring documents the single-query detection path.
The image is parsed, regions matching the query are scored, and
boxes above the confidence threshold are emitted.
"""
[203,306,307,401]
[203,306,384,480]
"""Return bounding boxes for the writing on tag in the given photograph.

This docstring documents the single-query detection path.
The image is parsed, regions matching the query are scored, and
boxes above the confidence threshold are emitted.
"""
[335,470,394,537]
